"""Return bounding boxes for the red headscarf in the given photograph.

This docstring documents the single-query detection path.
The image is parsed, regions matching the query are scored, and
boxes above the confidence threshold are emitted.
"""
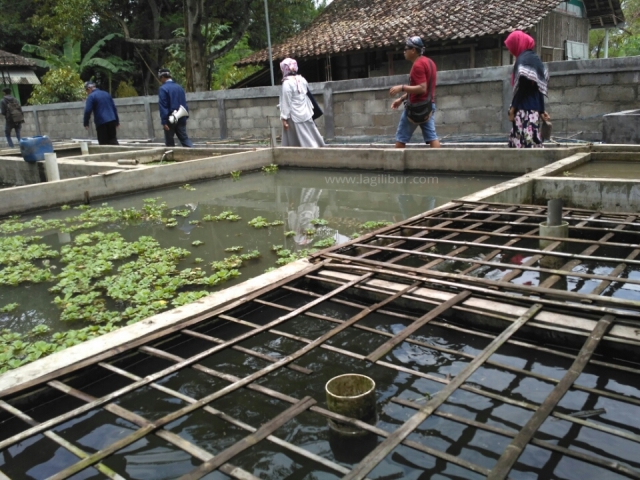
[505,31,535,58]
[505,31,536,86]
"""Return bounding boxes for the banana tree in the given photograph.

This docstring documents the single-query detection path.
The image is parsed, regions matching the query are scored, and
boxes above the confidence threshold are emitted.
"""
[22,34,135,92]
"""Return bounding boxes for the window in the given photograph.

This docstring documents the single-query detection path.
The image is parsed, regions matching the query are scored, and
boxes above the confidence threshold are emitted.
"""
[555,0,585,17]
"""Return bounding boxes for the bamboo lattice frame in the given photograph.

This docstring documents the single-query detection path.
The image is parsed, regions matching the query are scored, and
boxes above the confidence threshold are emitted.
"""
[0,202,639,479]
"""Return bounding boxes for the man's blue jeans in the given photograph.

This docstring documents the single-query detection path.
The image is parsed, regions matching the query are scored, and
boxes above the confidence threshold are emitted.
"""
[164,118,193,148]
[5,123,21,148]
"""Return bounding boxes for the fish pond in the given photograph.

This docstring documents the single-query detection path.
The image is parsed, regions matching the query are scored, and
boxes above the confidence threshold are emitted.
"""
[0,168,509,373]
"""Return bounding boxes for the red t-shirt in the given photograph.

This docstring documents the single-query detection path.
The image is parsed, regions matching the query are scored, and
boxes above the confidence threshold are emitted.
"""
[409,56,437,103]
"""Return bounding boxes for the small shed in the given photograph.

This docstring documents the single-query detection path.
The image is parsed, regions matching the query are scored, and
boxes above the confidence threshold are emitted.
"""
[0,50,40,104]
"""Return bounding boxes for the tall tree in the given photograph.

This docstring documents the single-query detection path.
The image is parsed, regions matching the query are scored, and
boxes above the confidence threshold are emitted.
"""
[28,0,322,92]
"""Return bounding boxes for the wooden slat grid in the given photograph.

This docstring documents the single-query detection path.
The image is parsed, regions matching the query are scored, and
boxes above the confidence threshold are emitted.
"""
[0,203,639,479]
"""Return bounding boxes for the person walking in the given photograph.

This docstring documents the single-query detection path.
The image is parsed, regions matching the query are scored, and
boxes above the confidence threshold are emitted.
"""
[390,36,440,149]
[504,30,550,148]
[158,68,193,148]
[1,87,24,148]
[83,82,119,145]
[279,58,325,148]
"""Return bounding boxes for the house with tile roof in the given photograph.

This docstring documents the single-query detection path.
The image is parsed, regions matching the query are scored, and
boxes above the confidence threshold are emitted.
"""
[235,0,624,87]
[0,50,40,104]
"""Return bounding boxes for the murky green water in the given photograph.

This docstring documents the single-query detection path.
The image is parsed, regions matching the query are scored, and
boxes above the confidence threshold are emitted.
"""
[0,168,508,338]
[565,161,640,178]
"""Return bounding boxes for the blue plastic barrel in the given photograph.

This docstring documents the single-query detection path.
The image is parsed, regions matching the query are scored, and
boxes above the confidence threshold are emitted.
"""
[19,136,54,163]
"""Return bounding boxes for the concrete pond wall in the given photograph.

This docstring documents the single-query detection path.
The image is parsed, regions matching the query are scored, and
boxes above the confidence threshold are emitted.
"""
[11,56,640,145]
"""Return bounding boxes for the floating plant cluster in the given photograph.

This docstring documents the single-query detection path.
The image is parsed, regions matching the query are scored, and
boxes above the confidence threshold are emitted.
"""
[0,192,392,373]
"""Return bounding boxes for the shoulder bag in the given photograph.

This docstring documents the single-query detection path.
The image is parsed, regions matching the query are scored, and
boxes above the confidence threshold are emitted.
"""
[306,89,323,120]
[404,58,436,125]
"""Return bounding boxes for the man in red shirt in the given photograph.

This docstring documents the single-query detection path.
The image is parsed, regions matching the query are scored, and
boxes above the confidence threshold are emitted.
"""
[390,36,440,148]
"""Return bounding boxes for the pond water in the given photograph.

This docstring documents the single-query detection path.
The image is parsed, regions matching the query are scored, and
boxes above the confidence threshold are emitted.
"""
[1,288,639,479]
[0,168,508,371]
[564,161,640,178]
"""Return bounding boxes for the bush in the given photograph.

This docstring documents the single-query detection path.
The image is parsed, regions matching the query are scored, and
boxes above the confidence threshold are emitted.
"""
[28,67,85,105]
[115,80,138,98]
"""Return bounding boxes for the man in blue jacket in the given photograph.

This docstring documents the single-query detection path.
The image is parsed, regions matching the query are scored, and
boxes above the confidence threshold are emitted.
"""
[158,68,193,147]
[83,82,119,145]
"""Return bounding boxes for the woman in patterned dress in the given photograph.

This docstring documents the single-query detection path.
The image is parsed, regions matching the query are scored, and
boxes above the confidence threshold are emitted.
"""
[505,31,551,148]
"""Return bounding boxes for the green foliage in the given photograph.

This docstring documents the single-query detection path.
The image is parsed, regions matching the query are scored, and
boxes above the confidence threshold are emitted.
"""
[225,246,243,252]
[203,211,241,222]
[310,218,328,226]
[115,80,138,98]
[589,0,640,58]
[284,231,296,238]
[28,67,85,105]
[211,34,262,90]
[262,164,279,174]
[192,240,204,246]
[180,184,197,191]
[230,170,242,180]
[22,34,133,77]
[313,238,335,248]
[360,221,393,231]
[0,303,19,313]
[248,216,283,228]
[271,246,318,266]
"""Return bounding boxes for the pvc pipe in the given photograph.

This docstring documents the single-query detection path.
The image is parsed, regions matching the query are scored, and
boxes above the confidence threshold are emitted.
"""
[264,0,275,86]
[80,141,89,155]
[117,159,138,165]
[547,199,563,227]
[43,152,60,182]
[604,29,609,59]
[325,374,376,435]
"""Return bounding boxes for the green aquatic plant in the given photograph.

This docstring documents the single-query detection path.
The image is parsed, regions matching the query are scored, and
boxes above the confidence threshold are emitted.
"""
[180,184,197,191]
[194,258,204,263]
[351,232,360,239]
[230,170,242,181]
[189,220,201,225]
[284,231,296,238]
[262,164,278,174]
[0,303,19,313]
[271,245,284,252]
[310,218,328,227]
[60,205,71,211]
[248,216,269,228]
[313,238,335,248]
[304,228,315,236]
[274,248,318,266]
[192,240,204,246]
[264,267,276,273]
[225,246,243,253]
[360,221,393,231]
[171,209,191,217]
[203,211,241,222]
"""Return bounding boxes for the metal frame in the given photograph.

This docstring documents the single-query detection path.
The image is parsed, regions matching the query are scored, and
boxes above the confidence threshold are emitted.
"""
[1,203,640,479]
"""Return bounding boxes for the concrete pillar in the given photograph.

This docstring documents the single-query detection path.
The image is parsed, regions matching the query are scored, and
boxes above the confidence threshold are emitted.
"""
[502,79,513,134]
[143,97,155,140]
[32,107,41,136]
[217,98,228,140]
[323,86,335,140]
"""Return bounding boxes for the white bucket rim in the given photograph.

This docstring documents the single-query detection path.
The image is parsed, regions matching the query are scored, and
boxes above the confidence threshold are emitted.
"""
[325,373,376,400]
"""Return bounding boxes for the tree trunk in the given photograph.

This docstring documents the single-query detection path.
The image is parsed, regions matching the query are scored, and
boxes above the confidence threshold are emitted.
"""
[185,0,208,91]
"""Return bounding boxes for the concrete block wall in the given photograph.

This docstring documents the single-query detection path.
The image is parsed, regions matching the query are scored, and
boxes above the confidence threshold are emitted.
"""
[10,56,640,145]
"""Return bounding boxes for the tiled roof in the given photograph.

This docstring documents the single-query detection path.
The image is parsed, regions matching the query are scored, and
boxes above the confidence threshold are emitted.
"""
[238,0,564,65]
[0,50,36,67]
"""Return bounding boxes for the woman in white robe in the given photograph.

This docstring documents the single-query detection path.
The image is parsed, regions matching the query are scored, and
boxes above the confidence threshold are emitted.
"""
[279,58,325,148]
